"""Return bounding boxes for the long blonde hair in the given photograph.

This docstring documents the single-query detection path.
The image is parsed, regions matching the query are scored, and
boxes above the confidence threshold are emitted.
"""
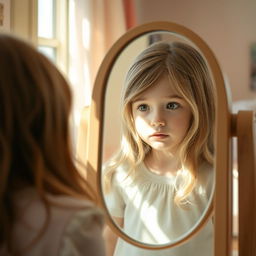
[104,41,215,205]
[0,34,95,253]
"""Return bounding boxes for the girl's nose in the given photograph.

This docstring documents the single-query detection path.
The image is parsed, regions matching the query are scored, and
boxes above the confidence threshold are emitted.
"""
[151,120,165,127]
[150,110,166,127]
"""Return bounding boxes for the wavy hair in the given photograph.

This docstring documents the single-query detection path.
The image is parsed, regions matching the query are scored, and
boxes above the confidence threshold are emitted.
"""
[104,41,215,206]
[0,34,96,254]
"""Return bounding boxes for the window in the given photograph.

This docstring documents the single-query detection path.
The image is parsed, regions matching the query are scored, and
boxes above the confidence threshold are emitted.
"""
[37,0,80,149]
[37,0,68,74]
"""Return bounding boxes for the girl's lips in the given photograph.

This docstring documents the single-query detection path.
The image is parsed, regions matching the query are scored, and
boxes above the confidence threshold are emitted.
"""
[150,133,168,138]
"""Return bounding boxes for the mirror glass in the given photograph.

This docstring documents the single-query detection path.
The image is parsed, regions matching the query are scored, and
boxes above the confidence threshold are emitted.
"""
[101,31,215,247]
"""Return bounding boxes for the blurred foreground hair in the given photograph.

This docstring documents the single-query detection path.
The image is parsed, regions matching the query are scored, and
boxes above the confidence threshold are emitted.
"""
[0,34,95,253]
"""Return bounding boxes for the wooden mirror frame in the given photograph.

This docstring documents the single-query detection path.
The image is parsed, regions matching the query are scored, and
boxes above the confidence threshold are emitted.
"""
[86,21,233,254]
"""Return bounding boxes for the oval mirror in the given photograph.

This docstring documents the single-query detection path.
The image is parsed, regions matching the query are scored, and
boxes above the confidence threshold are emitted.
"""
[102,31,215,248]
[87,21,229,253]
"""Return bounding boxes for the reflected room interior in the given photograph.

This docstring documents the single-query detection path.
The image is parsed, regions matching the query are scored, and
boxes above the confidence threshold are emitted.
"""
[102,31,215,247]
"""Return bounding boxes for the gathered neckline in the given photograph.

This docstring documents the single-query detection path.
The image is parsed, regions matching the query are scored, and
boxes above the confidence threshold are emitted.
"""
[139,162,177,185]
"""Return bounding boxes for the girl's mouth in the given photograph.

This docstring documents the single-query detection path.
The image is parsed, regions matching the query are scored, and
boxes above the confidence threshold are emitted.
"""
[150,133,169,139]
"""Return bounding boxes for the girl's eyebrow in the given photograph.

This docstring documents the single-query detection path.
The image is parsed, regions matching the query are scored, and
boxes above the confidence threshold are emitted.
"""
[167,94,183,99]
[132,94,183,103]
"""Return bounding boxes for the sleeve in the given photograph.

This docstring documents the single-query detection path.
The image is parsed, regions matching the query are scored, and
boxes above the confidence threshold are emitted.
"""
[104,172,126,218]
[58,207,106,256]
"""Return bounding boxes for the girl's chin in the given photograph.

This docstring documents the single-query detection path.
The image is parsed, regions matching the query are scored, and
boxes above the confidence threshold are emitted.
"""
[150,143,177,152]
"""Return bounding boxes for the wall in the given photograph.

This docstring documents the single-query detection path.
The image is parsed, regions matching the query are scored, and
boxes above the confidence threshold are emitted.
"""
[10,0,37,42]
[134,0,256,102]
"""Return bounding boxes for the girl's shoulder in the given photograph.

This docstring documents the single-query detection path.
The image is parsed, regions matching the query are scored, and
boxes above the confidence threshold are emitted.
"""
[58,206,105,256]
[15,187,99,208]
[14,188,104,228]
[12,188,105,256]
[48,194,104,223]
[104,160,131,178]
[54,196,105,256]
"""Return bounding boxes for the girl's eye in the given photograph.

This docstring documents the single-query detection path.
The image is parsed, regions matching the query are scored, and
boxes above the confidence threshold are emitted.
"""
[166,102,180,110]
[137,104,149,111]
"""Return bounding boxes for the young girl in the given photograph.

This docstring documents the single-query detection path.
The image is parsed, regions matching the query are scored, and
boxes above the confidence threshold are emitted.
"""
[0,34,105,256]
[103,41,215,256]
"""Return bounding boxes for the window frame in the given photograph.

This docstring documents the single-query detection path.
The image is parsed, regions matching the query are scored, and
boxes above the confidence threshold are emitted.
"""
[37,0,69,75]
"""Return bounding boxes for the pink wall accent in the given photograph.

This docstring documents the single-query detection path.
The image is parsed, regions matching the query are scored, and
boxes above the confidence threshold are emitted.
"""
[134,0,256,101]
[123,0,137,29]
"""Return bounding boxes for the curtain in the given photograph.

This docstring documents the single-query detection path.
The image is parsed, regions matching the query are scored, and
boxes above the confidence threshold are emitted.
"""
[69,0,127,165]
[123,0,136,29]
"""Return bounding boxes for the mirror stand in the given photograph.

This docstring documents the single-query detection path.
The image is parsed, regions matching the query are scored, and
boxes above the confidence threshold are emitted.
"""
[82,21,256,256]
[236,110,256,255]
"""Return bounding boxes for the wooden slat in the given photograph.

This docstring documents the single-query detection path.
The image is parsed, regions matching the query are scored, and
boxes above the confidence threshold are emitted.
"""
[237,110,256,256]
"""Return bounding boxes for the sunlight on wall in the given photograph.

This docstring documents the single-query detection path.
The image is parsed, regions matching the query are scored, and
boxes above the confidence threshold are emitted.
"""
[82,18,90,49]
[69,0,92,150]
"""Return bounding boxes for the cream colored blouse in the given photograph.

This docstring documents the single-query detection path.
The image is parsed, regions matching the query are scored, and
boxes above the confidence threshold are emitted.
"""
[105,162,214,256]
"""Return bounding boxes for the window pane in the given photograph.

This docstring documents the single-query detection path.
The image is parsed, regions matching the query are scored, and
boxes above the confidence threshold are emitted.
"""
[38,0,56,38]
[38,46,56,63]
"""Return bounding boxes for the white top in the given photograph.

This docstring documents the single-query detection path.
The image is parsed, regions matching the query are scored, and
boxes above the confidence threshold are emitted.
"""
[105,162,214,256]
[0,188,105,256]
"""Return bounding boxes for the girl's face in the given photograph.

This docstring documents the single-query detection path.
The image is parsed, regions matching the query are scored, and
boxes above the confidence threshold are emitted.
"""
[131,75,192,154]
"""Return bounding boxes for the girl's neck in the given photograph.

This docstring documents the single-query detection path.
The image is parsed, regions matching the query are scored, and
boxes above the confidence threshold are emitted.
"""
[144,150,181,177]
